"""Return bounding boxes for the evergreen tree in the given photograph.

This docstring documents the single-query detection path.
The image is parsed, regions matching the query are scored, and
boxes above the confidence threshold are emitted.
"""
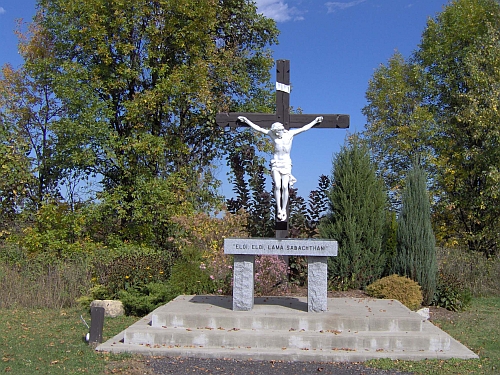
[394,161,437,305]
[302,175,331,238]
[226,137,274,238]
[319,135,387,290]
[382,210,398,276]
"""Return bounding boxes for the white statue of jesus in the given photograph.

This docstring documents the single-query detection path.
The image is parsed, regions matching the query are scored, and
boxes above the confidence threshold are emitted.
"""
[237,116,323,221]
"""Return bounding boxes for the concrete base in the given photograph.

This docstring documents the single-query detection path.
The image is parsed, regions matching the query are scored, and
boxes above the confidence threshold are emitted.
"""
[97,295,478,362]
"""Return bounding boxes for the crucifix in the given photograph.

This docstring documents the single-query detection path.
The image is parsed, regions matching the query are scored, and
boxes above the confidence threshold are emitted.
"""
[217,60,349,238]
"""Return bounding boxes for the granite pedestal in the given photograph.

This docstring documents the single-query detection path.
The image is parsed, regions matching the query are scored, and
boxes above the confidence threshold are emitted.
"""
[224,238,337,312]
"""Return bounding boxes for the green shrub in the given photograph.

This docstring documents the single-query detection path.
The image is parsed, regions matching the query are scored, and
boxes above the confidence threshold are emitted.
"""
[165,257,218,296]
[119,282,175,316]
[171,210,247,296]
[118,249,224,316]
[91,244,173,299]
[88,284,109,300]
[75,284,110,309]
[289,256,307,286]
[365,274,423,310]
[432,272,472,311]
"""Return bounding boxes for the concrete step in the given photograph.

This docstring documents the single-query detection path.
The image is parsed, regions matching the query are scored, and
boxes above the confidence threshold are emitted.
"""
[151,295,423,332]
[97,295,479,362]
[96,343,477,362]
[123,324,452,352]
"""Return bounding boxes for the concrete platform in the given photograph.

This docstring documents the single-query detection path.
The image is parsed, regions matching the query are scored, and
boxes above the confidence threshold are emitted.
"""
[97,295,478,362]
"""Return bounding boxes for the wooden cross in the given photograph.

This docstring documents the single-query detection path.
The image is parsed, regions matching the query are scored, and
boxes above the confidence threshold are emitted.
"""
[217,59,349,238]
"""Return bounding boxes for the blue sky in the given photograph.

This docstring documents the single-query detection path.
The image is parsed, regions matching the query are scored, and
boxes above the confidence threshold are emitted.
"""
[250,0,448,198]
[0,0,450,199]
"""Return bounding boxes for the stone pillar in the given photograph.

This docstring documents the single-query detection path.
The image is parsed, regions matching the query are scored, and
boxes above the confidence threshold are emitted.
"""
[232,255,255,311]
[307,256,328,312]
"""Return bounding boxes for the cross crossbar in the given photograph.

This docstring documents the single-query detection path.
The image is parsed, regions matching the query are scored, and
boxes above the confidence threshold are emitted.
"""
[216,112,349,130]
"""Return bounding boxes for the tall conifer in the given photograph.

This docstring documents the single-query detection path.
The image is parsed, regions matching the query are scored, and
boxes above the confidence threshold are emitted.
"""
[320,135,387,289]
[394,162,437,305]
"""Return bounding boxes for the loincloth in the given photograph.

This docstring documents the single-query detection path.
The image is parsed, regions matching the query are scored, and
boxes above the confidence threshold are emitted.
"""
[271,159,297,186]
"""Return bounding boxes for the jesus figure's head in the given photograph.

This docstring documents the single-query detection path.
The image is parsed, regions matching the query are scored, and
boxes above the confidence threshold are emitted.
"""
[271,122,285,138]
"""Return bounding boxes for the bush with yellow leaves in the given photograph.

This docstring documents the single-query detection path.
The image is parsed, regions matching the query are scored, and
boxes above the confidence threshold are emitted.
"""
[170,208,248,295]
[365,274,423,310]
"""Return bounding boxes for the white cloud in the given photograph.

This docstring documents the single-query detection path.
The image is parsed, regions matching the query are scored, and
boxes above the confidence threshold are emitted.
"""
[325,0,367,13]
[254,0,304,22]
[0,7,6,15]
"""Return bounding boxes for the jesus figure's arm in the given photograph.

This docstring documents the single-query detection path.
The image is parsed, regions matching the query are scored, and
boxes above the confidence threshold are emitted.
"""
[237,116,270,135]
[289,116,323,136]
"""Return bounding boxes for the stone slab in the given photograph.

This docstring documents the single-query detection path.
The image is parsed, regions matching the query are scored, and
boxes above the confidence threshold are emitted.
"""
[91,300,125,318]
[122,325,453,352]
[96,343,476,362]
[224,238,338,256]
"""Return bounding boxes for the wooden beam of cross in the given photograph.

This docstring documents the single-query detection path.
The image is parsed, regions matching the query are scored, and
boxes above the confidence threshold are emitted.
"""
[217,60,349,238]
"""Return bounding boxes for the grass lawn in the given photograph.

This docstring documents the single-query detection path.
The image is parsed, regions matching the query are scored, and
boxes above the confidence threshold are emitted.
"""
[367,297,500,374]
[0,307,146,374]
[0,297,498,374]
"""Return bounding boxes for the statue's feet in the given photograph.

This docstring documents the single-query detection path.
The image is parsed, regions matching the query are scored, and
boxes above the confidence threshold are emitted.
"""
[277,211,287,222]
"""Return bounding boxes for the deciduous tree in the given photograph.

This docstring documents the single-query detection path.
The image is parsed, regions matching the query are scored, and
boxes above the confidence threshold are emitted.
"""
[1,21,66,209]
[362,53,435,207]
[31,0,278,245]
[363,0,500,256]
[416,0,500,256]
[0,113,32,228]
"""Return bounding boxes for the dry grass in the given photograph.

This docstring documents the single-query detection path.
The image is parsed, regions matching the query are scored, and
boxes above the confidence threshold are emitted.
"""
[436,247,500,297]
[0,260,91,309]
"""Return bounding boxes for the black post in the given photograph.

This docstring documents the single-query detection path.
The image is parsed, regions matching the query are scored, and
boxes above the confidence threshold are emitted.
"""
[89,306,105,348]
[276,60,291,239]
[276,59,290,129]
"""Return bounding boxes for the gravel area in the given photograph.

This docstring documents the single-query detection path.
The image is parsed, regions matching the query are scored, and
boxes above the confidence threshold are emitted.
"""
[146,357,414,375]
[106,356,415,374]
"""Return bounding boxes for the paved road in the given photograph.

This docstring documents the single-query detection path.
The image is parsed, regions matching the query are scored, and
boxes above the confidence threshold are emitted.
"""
[146,357,414,375]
